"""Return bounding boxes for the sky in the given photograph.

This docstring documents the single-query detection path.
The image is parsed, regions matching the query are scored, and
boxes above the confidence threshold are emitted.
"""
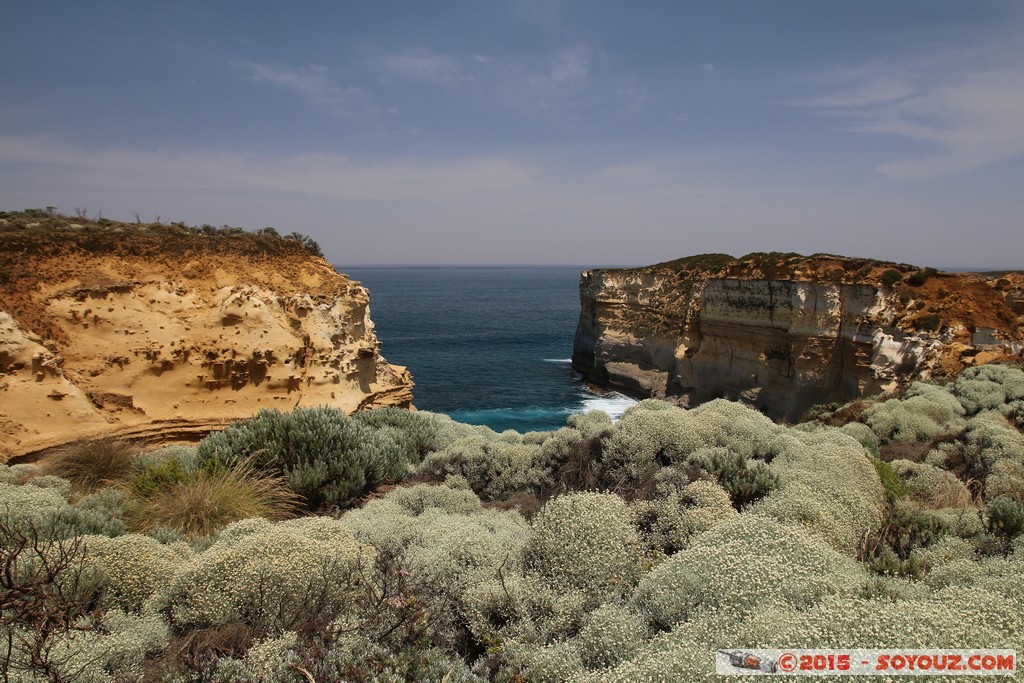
[1,1,1023,268]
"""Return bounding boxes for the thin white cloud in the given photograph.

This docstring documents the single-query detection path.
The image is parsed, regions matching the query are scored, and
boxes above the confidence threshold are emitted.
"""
[0,135,536,203]
[699,63,715,72]
[1,134,1019,267]
[241,61,369,114]
[375,51,463,84]
[793,62,1024,178]
[507,0,563,28]
[616,86,654,114]
[527,46,589,91]
[791,74,913,109]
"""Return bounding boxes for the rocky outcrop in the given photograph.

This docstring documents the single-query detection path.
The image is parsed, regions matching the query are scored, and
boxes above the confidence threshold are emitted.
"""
[573,253,1022,420]
[0,214,413,460]
[987,273,1024,320]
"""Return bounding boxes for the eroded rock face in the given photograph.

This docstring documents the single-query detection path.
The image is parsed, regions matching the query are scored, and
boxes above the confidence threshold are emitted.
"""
[573,253,1022,420]
[0,222,412,460]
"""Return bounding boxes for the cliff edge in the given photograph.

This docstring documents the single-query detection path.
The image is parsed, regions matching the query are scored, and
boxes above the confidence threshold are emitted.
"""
[573,252,1022,420]
[0,211,413,460]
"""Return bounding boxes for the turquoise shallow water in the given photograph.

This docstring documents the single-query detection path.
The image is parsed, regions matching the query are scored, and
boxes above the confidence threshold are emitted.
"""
[337,266,636,432]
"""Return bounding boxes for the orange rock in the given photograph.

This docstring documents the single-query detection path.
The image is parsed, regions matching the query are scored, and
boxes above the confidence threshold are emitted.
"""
[0,219,413,461]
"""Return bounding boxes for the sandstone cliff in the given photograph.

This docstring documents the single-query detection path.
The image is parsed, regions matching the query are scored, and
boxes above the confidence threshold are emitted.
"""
[573,253,1022,421]
[0,212,413,460]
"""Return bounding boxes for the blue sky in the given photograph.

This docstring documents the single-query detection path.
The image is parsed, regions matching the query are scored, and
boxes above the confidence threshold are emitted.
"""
[1,1,1022,267]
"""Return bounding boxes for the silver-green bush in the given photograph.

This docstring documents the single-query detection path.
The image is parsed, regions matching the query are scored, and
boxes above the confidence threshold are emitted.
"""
[864,382,965,443]
[163,516,371,630]
[525,492,644,602]
[85,533,187,612]
[195,406,423,511]
[632,515,865,629]
[576,602,649,670]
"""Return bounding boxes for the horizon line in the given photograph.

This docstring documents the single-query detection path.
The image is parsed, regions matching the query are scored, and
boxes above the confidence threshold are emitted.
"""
[333,263,636,269]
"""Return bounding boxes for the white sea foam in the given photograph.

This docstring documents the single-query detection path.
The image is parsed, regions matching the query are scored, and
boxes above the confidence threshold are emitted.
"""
[541,358,573,363]
[577,390,638,421]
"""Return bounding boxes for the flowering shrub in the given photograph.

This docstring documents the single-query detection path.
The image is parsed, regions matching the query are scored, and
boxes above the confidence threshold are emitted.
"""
[952,364,1024,415]
[632,515,864,629]
[164,516,372,631]
[911,536,978,575]
[339,482,530,649]
[987,496,1024,547]
[966,412,1024,466]
[928,411,1024,499]
[679,480,737,535]
[75,486,128,532]
[341,482,527,555]
[744,586,1019,650]
[85,533,187,611]
[25,475,73,498]
[0,482,123,538]
[577,602,649,670]
[383,480,485,515]
[462,571,588,645]
[989,458,1024,502]
[48,610,169,683]
[418,434,551,499]
[752,429,884,552]
[839,421,880,456]
[631,480,736,556]
[0,463,42,484]
[890,459,972,508]
[310,632,484,683]
[496,640,585,683]
[0,481,67,523]
[238,631,299,681]
[864,382,965,443]
[525,492,644,601]
[567,409,614,438]
[600,404,705,482]
[686,399,781,460]
[405,511,530,594]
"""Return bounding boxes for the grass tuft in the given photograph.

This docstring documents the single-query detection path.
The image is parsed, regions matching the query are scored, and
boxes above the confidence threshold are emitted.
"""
[125,460,300,537]
[40,438,138,493]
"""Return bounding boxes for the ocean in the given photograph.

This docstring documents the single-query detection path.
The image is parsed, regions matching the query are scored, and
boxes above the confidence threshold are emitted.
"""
[337,266,637,432]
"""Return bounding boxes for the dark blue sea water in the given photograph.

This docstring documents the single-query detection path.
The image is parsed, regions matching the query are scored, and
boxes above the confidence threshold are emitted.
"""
[337,266,636,432]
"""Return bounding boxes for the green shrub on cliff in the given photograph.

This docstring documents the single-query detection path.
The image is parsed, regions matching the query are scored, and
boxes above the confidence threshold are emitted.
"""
[953,364,1024,416]
[632,515,864,630]
[195,406,432,510]
[354,406,478,455]
[524,492,644,602]
[417,432,552,500]
[751,428,884,552]
[163,516,371,632]
[864,382,966,443]
[684,446,778,509]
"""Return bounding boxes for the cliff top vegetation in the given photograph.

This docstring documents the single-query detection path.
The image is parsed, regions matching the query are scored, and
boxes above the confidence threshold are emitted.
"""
[0,208,324,267]
[3,364,1023,680]
[645,251,930,284]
